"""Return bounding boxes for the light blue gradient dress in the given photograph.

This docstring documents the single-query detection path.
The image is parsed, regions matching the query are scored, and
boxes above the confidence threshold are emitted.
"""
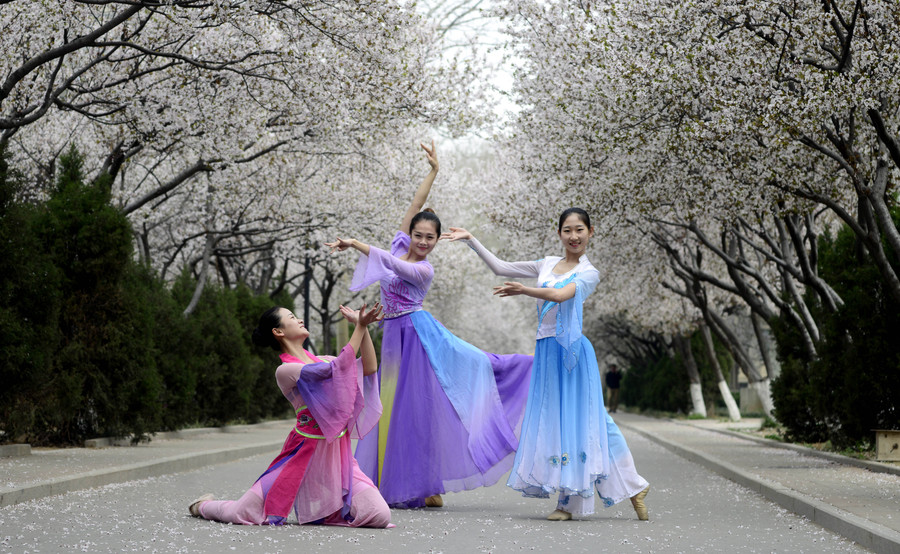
[466,238,648,515]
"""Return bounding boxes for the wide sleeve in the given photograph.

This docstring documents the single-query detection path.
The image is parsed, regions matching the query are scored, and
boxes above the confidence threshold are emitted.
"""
[555,267,600,371]
[352,363,382,439]
[292,345,381,442]
[350,233,434,291]
[465,236,541,279]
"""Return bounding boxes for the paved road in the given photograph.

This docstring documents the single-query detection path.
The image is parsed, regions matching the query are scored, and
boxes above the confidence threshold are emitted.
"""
[0,425,870,553]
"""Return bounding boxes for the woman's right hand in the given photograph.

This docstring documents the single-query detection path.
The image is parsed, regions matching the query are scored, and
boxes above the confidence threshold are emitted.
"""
[325,237,354,253]
[441,227,472,242]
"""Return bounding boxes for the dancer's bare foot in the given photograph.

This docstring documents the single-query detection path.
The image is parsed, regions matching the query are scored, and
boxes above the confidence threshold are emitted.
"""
[424,494,443,507]
[547,509,572,521]
[630,486,650,521]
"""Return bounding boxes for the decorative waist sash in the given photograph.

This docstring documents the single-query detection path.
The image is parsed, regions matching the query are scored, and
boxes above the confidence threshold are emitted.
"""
[294,406,347,440]
[382,307,422,320]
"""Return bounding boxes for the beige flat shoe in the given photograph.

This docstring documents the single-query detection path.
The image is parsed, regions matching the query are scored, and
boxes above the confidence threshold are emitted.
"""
[189,493,215,517]
[630,486,650,521]
[546,509,572,521]
[424,494,443,507]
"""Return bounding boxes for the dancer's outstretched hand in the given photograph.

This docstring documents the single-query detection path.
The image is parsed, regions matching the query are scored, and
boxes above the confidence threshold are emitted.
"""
[421,140,438,172]
[340,302,382,324]
[325,237,353,253]
[441,227,472,242]
[493,282,526,297]
[339,304,359,324]
[356,302,383,326]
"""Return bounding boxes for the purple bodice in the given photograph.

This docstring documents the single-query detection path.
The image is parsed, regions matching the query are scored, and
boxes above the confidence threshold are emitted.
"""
[350,231,433,316]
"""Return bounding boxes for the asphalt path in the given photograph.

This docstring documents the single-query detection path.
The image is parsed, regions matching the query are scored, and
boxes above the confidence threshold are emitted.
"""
[0,427,869,553]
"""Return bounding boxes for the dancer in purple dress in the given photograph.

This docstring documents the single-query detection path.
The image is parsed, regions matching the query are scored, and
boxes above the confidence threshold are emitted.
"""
[188,302,392,528]
[325,142,532,508]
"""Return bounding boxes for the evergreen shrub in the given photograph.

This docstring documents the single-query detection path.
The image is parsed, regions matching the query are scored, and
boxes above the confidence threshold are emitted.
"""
[771,215,900,448]
[0,146,303,444]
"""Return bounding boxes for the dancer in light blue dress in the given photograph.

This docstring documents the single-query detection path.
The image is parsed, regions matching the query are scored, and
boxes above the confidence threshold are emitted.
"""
[443,208,650,521]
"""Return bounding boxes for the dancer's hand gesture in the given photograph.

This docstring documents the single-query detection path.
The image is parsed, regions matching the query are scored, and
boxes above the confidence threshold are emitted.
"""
[441,227,472,242]
[493,282,526,297]
[325,237,354,253]
[421,140,438,172]
[357,302,383,326]
[340,302,382,325]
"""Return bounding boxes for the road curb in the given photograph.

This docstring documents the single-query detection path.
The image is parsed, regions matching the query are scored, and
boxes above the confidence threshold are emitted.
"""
[620,421,900,554]
[0,439,282,508]
[83,420,292,448]
[0,444,31,458]
[679,422,900,477]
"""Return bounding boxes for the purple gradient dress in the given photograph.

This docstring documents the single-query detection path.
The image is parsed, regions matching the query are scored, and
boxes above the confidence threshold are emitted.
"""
[351,231,533,508]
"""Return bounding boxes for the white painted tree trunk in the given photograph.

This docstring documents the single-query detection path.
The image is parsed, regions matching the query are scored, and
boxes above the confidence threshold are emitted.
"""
[718,380,741,421]
[748,379,775,419]
[689,383,707,417]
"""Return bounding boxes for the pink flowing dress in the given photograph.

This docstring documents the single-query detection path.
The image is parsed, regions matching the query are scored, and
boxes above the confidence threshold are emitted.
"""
[198,345,391,527]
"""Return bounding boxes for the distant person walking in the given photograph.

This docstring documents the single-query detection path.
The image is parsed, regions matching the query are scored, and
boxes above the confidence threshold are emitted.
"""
[605,364,621,413]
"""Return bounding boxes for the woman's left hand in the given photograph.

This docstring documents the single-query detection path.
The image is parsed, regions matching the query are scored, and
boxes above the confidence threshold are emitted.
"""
[356,302,383,326]
[441,227,472,242]
[493,282,526,297]
[421,140,438,172]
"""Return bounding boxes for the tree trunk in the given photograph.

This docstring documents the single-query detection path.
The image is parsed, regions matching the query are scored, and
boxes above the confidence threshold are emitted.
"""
[302,256,314,353]
[705,309,762,382]
[183,183,215,318]
[674,334,706,417]
[748,379,775,419]
[717,380,741,422]
[700,324,740,421]
[750,312,779,380]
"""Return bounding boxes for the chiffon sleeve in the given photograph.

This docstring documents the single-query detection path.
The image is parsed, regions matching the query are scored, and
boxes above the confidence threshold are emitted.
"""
[292,345,381,442]
[465,236,541,278]
[350,232,434,291]
[555,267,600,371]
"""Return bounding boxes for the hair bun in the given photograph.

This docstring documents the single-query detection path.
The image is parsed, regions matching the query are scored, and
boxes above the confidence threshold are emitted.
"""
[251,327,268,348]
[423,207,435,214]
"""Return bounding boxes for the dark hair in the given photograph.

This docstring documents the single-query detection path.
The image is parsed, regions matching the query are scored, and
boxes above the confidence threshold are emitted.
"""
[410,209,441,236]
[557,207,591,232]
[252,306,284,351]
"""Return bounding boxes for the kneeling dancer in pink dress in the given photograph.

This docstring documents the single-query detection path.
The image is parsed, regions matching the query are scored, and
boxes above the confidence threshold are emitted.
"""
[188,302,391,528]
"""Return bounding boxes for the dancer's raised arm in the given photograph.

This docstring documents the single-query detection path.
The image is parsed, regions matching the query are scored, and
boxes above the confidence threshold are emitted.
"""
[400,140,439,235]
[340,302,383,375]
[442,227,540,279]
[325,237,370,256]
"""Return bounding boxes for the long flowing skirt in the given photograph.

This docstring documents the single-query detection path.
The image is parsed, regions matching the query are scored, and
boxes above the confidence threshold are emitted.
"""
[355,311,532,508]
[199,409,390,527]
[507,336,648,515]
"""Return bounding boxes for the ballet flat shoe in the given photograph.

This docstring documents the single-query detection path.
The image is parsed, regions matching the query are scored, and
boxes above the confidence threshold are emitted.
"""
[630,486,650,521]
[189,493,215,517]
[424,494,443,508]
[547,509,572,521]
